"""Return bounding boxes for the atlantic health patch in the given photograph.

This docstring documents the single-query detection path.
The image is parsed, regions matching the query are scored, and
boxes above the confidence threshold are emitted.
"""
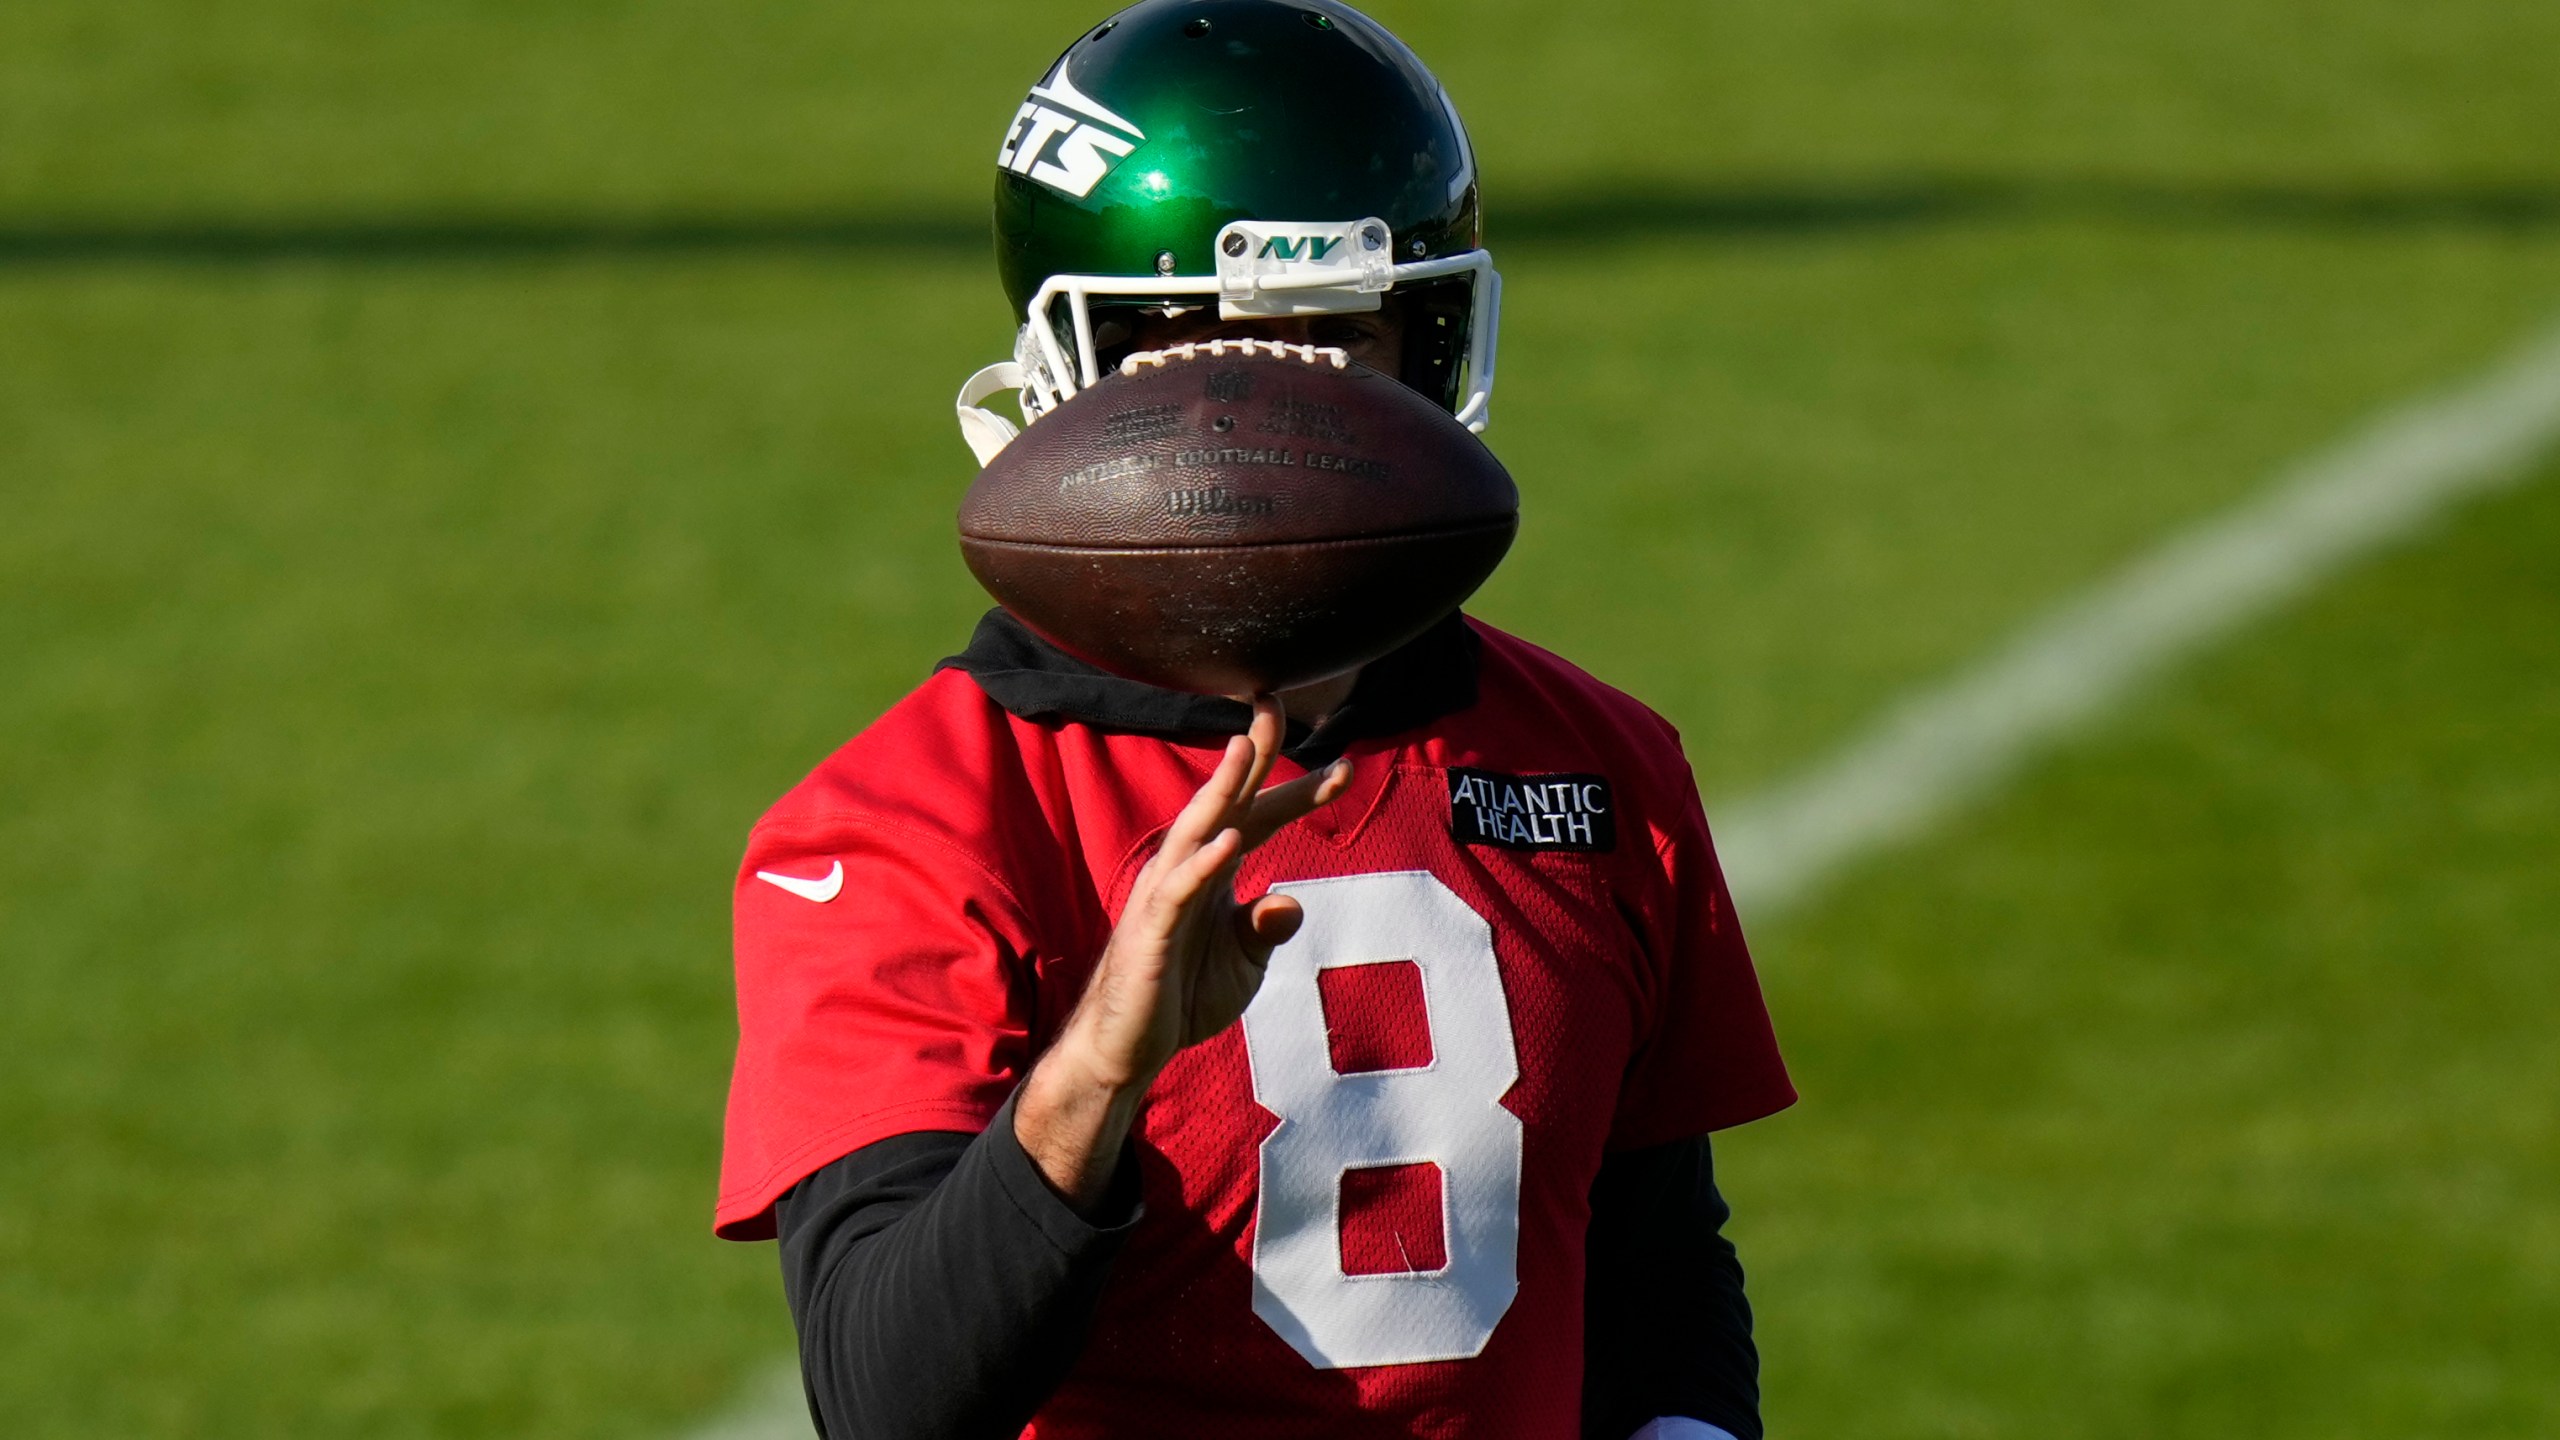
[1446,768,1616,853]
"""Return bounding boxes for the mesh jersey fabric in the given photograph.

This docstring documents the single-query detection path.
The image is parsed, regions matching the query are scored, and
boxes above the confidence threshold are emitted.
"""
[718,617,1793,1440]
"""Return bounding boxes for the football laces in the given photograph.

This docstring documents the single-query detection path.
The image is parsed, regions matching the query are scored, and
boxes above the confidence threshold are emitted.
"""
[1119,339,1352,375]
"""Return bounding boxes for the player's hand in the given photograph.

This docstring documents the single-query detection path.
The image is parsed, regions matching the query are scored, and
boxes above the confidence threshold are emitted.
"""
[1016,697,1348,1211]
[1072,695,1351,1088]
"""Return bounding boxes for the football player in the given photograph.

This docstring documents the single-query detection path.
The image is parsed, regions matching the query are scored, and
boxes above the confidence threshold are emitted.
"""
[716,4,1795,1438]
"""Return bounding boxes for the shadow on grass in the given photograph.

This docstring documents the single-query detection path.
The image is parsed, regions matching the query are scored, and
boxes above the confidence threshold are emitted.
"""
[5,178,2560,268]
[1499,177,2560,242]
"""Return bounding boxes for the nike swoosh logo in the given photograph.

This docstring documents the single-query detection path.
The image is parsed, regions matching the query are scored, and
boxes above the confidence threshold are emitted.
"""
[754,860,844,903]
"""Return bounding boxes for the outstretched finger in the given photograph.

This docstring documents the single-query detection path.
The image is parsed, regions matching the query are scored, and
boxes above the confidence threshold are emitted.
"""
[1238,757,1353,846]
[1153,825,1245,919]
[1229,695,1286,810]
[1162,735,1256,859]
[1137,822,1241,922]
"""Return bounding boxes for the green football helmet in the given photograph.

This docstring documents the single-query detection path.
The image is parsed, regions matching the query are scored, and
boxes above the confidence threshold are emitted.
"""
[956,0,1501,464]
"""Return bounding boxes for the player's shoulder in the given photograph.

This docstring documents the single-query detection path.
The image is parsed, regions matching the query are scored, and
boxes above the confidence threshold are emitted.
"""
[749,667,1052,852]
[1456,618,1715,866]
[1463,617,1690,767]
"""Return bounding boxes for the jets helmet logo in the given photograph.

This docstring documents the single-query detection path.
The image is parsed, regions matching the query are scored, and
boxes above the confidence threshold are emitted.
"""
[1257,235,1344,262]
[997,68,1143,199]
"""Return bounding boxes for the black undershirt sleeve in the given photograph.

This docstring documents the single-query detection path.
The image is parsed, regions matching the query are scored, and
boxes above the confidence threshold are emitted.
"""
[773,1092,1144,1440]
[1581,1135,1762,1440]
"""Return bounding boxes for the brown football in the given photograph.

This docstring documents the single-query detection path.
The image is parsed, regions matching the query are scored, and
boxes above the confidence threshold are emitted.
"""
[957,343,1518,695]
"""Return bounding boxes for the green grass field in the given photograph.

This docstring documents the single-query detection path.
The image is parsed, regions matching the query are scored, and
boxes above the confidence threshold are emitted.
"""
[4,2,2557,1435]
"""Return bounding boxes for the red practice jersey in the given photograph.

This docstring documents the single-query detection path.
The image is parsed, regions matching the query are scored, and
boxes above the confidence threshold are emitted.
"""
[718,618,1794,1440]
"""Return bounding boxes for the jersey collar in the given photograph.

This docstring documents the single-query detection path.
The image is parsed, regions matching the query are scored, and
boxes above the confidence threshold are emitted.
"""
[937,608,1480,767]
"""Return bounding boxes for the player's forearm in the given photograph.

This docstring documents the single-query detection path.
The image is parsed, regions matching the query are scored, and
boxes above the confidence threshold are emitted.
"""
[1013,1031,1156,1213]
[775,1094,1144,1440]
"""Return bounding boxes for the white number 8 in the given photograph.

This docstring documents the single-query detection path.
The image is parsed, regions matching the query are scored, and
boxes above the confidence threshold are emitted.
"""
[1240,871,1523,1368]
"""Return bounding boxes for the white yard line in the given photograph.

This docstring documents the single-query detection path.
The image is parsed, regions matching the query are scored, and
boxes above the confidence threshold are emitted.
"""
[677,1364,809,1440]
[1719,314,2560,919]
[671,314,2560,1440]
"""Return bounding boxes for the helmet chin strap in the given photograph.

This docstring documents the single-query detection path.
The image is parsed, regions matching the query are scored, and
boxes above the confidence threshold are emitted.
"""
[954,361,1026,467]
[954,319,1081,466]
